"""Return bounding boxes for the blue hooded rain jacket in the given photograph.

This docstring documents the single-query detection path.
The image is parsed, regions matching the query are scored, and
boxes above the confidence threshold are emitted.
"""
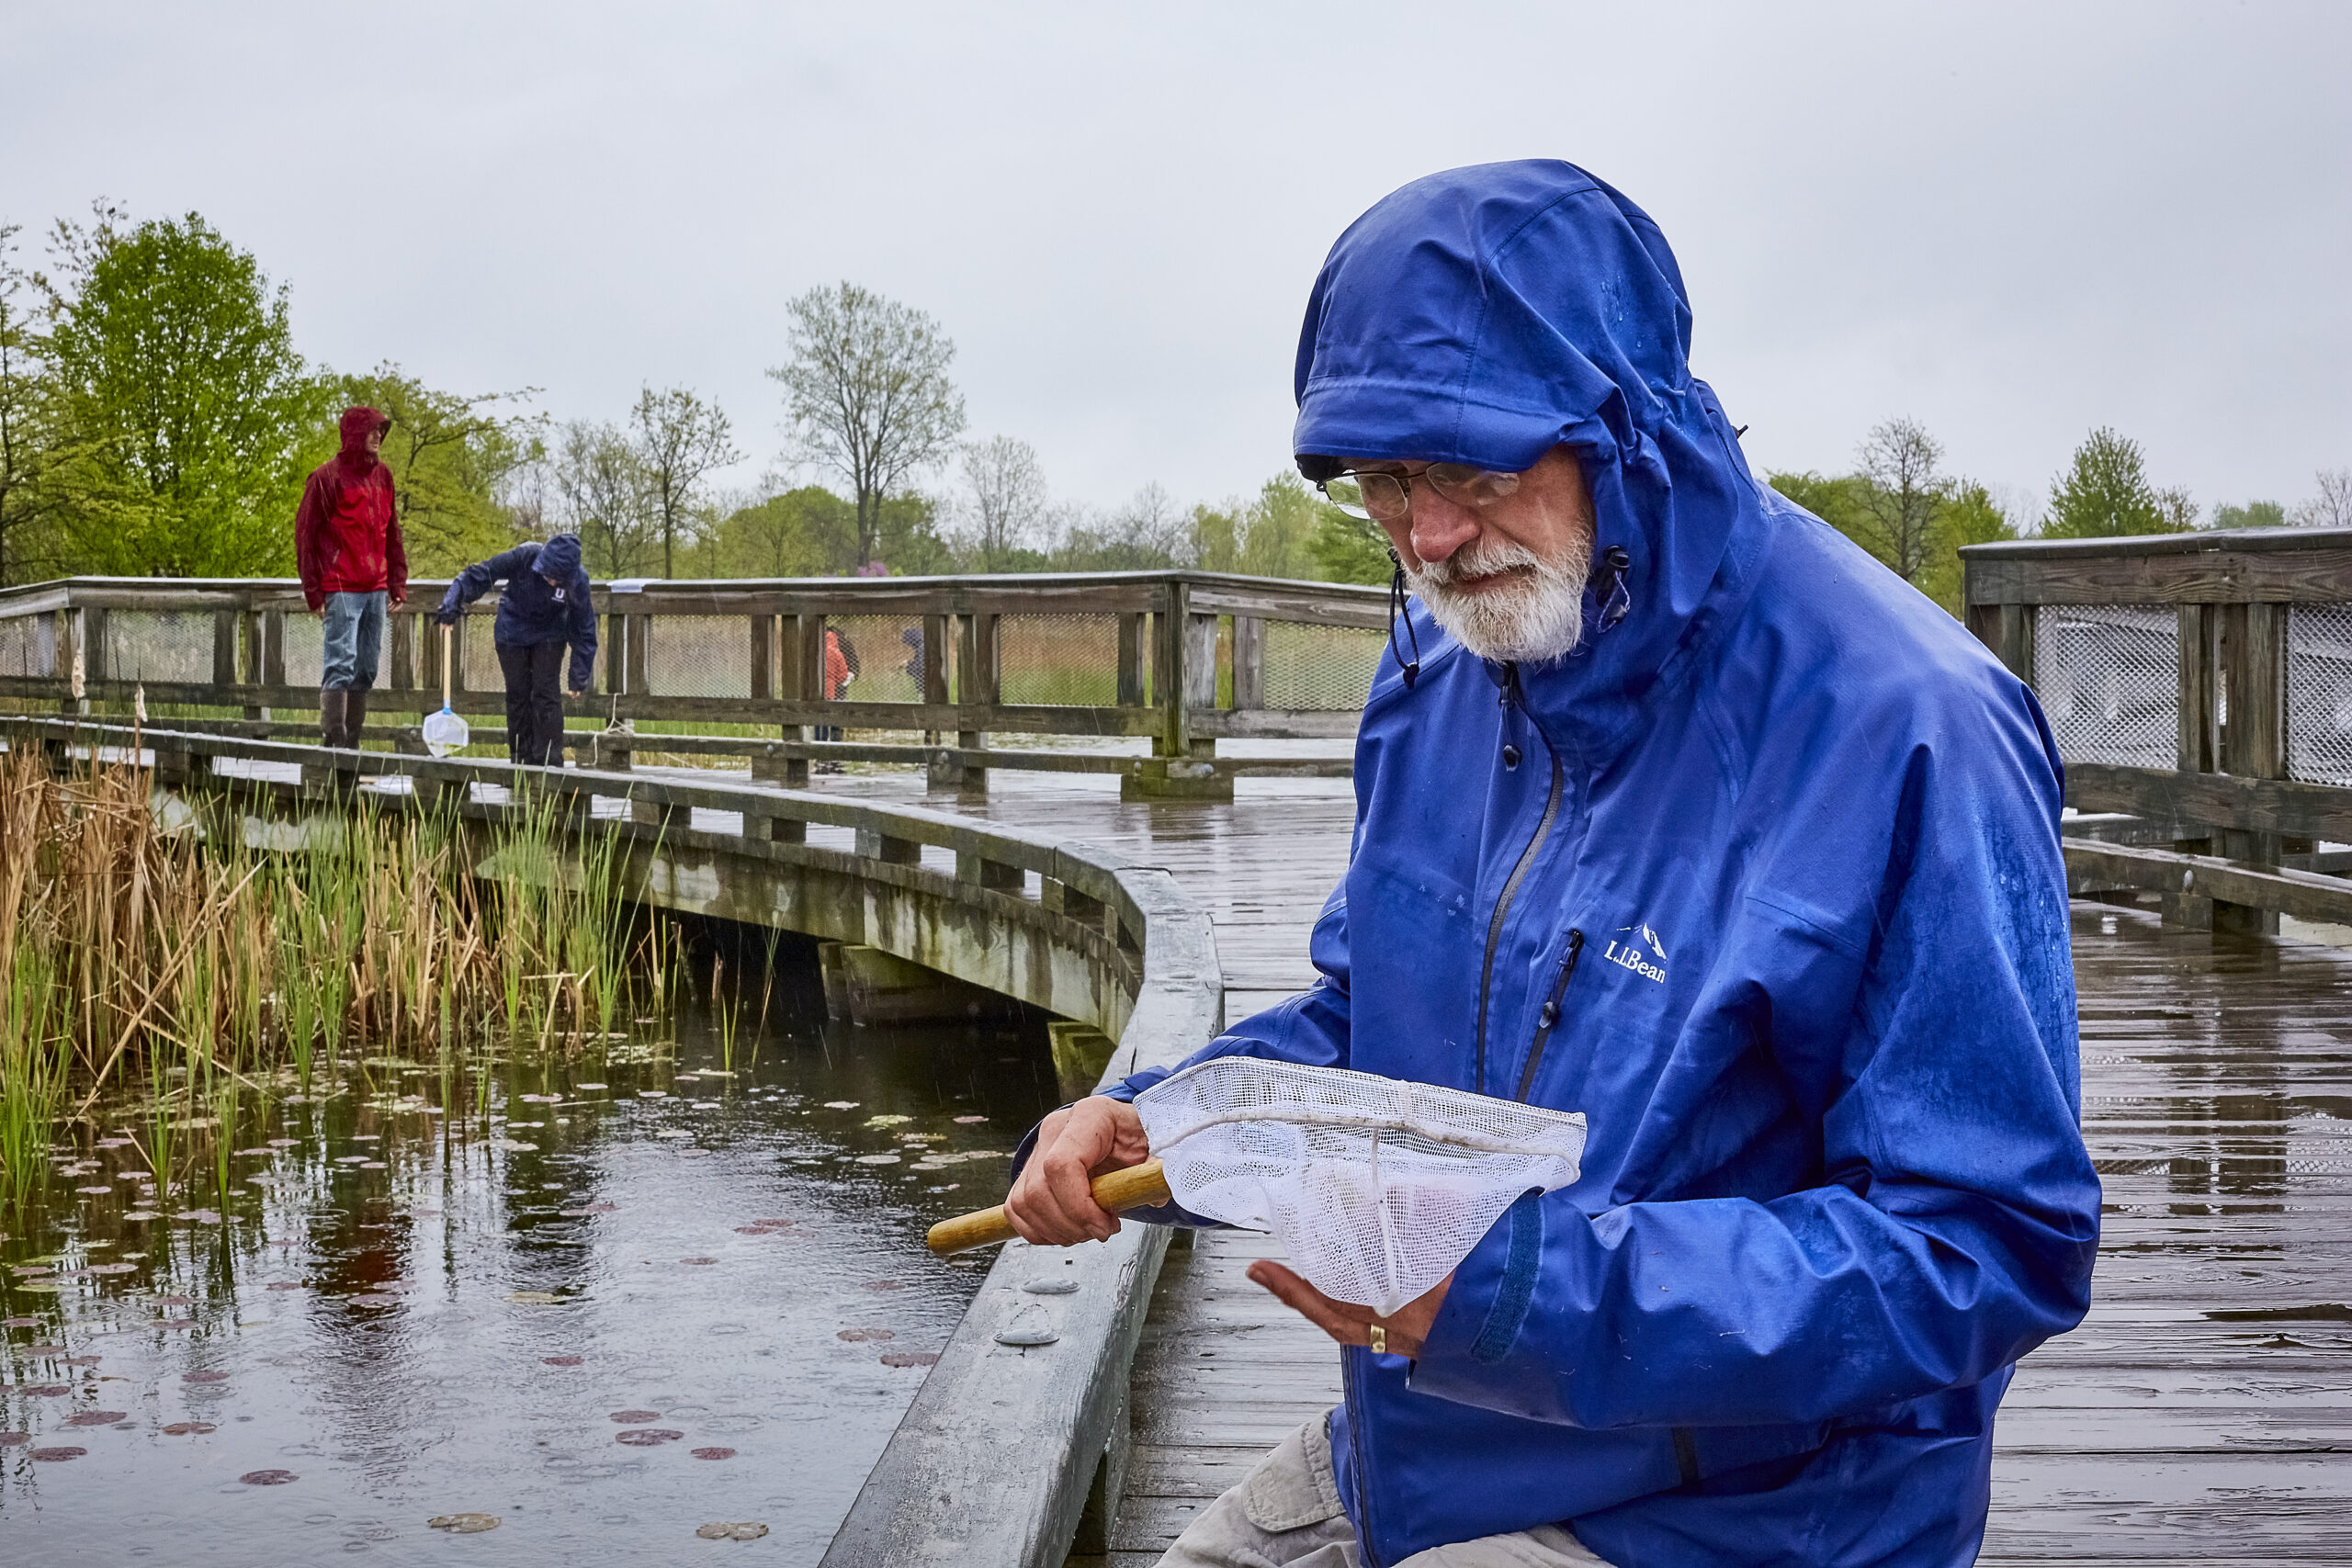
[436,534,598,694]
[1097,163,2100,1566]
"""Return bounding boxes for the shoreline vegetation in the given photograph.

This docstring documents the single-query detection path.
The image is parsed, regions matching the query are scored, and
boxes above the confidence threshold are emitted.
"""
[0,747,679,1209]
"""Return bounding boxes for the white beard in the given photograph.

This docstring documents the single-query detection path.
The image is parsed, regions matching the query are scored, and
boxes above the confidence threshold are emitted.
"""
[1406,533,1593,664]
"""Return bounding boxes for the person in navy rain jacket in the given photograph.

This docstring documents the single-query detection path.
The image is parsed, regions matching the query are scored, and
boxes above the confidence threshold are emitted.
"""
[1006,162,2101,1567]
[436,534,597,768]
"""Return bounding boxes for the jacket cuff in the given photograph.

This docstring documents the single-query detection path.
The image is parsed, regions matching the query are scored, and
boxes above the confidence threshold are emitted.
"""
[1408,1190,1578,1421]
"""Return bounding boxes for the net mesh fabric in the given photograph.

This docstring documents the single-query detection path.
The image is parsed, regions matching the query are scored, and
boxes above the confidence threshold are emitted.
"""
[1134,1057,1585,1315]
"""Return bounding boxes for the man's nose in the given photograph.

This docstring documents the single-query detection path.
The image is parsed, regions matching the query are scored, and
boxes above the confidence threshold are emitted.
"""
[1408,489,1481,566]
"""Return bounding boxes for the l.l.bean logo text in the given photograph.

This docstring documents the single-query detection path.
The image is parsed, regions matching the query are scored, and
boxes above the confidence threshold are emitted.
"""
[1604,923,1668,984]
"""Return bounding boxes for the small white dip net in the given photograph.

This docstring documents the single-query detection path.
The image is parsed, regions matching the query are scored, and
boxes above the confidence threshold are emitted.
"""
[1134,1057,1587,1315]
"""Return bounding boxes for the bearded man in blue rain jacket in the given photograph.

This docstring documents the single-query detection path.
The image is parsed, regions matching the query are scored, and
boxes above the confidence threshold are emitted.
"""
[1005,162,2101,1568]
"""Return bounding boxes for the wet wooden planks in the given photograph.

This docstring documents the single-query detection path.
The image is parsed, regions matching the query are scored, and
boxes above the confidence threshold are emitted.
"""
[689,768,2352,1562]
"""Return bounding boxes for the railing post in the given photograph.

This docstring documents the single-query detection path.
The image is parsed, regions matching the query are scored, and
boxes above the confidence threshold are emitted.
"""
[751,613,810,788]
[2215,601,2287,936]
[939,611,994,796]
[58,607,84,716]
[1116,612,1147,706]
[1231,615,1264,711]
[2164,603,2222,931]
[1126,580,1230,801]
[242,608,268,725]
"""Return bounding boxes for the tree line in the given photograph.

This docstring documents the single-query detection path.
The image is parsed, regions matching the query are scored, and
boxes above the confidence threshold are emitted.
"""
[1770,420,2352,616]
[0,206,1381,592]
[3,202,2343,611]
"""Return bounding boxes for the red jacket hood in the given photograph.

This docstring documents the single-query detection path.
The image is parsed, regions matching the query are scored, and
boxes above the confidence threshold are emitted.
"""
[338,406,389,471]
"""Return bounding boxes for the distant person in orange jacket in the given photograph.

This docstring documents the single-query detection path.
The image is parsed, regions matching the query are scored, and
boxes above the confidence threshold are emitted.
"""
[295,407,408,749]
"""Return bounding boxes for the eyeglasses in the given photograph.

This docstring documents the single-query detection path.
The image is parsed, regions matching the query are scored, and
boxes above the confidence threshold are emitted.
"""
[1317,463,1523,522]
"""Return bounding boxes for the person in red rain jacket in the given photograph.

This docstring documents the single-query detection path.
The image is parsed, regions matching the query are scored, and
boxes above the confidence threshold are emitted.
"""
[295,406,409,749]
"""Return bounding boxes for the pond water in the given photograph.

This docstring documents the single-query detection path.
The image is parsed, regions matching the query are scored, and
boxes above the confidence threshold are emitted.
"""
[0,951,1061,1562]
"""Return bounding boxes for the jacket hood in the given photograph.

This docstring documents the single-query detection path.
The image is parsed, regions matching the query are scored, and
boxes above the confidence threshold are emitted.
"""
[1294,160,1768,764]
[338,406,390,469]
[537,533,583,580]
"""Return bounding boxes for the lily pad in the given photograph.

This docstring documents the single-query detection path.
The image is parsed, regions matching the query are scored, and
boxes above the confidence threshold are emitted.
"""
[239,1468,299,1484]
[835,1328,894,1342]
[542,1355,583,1366]
[29,1446,86,1461]
[854,1154,902,1166]
[615,1427,684,1447]
[428,1514,502,1533]
[63,1411,130,1427]
[507,1292,561,1304]
[679,1258,718,1267]
[822,1101,859,1111]
[879,1351,941,1368]
[161,1421,217,1436]
[689,1447,736,1460]
[695,1522,768,1540]
[953,1114,990,1123]
[610,1409,661,1423]
[25,1385,69,1397]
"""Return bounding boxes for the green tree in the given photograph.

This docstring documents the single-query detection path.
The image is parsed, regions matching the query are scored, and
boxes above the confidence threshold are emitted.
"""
[0,223,79,587]
[768,283,965,568]
[1238,473,1325,580]
[1917,480,2017,614]
[2044,428,2179,538]
[40,207,325,575]
[334,364,543,576]
[2212,500,2286,529]
[708,485,857,576]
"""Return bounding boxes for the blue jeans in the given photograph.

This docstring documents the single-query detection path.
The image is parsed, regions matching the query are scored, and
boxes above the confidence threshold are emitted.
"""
[322,592,386,692]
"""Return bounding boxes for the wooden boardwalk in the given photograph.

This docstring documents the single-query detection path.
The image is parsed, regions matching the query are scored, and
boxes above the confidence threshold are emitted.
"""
[673,766,2352,1565]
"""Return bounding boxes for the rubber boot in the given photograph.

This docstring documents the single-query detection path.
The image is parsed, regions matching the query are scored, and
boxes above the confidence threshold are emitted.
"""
[320,689,348,750]
[344,690,369,750]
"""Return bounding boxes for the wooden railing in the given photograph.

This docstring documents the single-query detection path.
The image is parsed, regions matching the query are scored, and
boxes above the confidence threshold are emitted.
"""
[0,570,1390,798]
[0,713,1223,1566]
[1962,526,2352,931]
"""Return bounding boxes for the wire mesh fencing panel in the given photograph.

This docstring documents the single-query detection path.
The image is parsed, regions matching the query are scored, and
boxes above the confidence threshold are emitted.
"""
[1262,620,1385,711]
[997,614,1119,706]
[0,615,56,680]
[102,610,214,686]
[826,614,930,705]
[2288,604,2352,786]
[282,613,325,689]
[2032,604,2178,767]
[646,615,751,700]
[461,615,502,694]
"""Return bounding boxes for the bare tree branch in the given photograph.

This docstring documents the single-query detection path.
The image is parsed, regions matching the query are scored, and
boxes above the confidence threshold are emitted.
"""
[766,283,965,568]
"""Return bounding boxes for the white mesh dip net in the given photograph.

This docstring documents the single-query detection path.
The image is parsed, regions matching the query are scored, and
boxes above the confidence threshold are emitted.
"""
[1133,1057,1587,1315]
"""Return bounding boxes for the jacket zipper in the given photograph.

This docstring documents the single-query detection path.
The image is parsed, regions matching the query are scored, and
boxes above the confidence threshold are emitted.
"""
[1475,671,1565,1094]
[1512,929,1586,1101]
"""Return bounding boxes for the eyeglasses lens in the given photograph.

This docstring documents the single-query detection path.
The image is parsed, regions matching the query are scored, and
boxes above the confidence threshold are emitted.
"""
[1427,464,1521,506]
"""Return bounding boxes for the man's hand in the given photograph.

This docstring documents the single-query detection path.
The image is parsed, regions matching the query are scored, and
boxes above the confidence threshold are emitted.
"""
[390,592,407,611]
[1248,1261,1453,1359]
[1003,1097,1150,1246]
[567,689,584,701]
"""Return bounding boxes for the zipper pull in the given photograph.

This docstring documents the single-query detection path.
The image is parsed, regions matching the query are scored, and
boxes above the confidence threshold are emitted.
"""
[1513,929,1586,1102]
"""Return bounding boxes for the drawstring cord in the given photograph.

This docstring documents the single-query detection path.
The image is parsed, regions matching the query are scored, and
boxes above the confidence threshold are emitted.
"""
[1386,547,1422,689]
[1590,546,1633,635]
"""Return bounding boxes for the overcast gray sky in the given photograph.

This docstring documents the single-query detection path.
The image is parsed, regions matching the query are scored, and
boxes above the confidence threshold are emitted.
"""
[7,1,2346,523]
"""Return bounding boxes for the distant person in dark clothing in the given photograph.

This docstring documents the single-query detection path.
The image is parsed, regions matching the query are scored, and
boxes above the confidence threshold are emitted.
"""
[295,406,408,749]
[435,535,597,767]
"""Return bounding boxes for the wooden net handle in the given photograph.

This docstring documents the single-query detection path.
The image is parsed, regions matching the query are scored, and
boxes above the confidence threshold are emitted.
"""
[925,1157,1170,1257]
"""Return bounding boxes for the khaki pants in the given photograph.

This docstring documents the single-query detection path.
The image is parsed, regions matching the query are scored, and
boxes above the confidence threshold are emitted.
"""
[1159,1418,1613,1568]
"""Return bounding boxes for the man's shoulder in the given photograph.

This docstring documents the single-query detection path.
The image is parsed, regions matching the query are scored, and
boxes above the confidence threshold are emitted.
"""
[1737,500,2019,719]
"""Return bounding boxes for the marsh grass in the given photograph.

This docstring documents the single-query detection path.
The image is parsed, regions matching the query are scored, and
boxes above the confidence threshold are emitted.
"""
[0,747,673,1204]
